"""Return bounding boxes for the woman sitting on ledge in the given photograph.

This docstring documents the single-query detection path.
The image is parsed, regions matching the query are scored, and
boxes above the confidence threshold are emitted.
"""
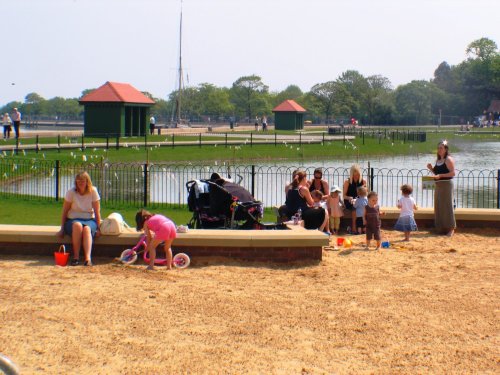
[284,171,328,231]
[57,171,101,266]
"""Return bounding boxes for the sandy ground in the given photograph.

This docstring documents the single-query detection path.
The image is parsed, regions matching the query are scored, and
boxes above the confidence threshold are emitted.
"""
[0,229,499,374]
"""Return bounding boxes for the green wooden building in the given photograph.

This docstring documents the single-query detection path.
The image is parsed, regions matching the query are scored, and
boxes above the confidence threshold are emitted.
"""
[79,81,155,137]
[272,100,306,131]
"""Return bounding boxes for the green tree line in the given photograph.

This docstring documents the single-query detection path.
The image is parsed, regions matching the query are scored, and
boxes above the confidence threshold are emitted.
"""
[2,38,498,125]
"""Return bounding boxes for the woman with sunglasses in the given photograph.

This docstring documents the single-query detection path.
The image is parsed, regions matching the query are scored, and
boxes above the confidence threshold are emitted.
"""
[308,168,329,197]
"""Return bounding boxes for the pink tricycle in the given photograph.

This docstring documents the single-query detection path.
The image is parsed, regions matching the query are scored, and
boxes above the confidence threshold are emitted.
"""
[119,235,190,268]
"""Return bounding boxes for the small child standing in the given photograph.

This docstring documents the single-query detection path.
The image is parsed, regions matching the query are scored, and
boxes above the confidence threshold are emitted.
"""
[353,186,368,234]
[135,209,177,271]
[364,191,384,249]
[327,185,343,234]
[394,184,418,241]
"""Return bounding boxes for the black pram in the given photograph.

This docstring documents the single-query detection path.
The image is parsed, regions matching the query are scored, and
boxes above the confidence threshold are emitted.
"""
[186,179,263,229]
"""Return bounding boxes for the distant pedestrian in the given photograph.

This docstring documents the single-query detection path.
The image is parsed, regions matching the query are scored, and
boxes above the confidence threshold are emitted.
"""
[2,113,12,139]
[254,116,259,131]
[262,115,267,131]
[149,115,156,135]
[11,108,21,139]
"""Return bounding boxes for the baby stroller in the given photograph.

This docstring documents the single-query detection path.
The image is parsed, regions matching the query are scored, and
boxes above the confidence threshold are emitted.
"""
[186,178,263,229]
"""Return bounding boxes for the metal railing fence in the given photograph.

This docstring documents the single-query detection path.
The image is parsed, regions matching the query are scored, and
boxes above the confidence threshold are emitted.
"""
[0,160,498,209]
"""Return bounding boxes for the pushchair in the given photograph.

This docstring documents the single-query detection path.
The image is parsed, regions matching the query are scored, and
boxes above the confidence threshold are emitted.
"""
[186,178,263,229]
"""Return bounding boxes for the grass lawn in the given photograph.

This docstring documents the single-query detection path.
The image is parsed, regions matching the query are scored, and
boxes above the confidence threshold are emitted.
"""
[3,130,456,163]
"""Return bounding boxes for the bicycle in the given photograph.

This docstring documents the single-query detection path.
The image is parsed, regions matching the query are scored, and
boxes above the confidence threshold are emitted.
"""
[119,235,190,269]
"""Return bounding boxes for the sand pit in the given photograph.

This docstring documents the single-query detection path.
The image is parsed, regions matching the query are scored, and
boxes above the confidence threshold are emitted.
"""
[0,229,499,374]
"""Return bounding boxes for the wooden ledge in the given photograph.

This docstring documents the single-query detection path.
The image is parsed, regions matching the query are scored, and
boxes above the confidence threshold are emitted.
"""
[0,224,329,248]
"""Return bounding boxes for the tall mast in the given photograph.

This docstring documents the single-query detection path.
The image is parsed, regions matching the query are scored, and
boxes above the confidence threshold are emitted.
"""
[175,1,184,123]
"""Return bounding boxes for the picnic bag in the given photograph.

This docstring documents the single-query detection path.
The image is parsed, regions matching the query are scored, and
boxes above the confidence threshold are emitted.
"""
[100,212,130,235]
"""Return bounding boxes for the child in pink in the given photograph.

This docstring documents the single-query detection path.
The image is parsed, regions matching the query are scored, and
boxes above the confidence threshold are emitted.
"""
[135,209,177,270]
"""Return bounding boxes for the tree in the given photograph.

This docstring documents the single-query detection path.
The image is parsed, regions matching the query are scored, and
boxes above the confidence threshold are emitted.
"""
[272,84,303,106]
[24,92,46,117]
[230,75,270,119]
[433,61,457,92]
[310,81,354,122]
[395,80,442,125]
[337,70,369,119]
[196,83,233,116]
[365,75,394,125]
[466,38,499,61]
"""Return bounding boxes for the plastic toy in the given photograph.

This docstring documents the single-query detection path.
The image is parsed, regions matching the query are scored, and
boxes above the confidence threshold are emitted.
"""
[381,241,390,249]
[343,239,352,248]
[119,235,190,268]
[336,237,345,246]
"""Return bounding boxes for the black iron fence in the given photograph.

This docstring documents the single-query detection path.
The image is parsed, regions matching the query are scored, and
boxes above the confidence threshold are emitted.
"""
[0,160,498,209]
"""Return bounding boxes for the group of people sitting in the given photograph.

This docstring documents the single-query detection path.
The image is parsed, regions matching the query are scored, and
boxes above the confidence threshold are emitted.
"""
[278,165,373,236]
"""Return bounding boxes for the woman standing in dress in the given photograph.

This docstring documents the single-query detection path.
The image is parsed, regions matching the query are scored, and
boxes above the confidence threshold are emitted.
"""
[427,140,456,237]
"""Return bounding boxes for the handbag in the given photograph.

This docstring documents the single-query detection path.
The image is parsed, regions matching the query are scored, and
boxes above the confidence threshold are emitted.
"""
[100,213,130,235]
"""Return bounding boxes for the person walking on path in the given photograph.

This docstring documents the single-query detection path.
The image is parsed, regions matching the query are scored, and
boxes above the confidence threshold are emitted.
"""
[149,115,156,135]
[11,108,21,139]
[426,140,456,237]
[2,113,12,139]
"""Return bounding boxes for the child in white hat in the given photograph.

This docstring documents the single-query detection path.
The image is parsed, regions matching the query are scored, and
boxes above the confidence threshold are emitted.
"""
[327,185,344,234]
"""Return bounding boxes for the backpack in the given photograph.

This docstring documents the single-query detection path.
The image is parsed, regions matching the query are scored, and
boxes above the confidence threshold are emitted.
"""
[100,213,130,235]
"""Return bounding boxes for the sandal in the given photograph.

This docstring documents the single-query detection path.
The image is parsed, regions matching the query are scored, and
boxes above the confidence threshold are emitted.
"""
[83,260,93,267]
[70,259,80,266]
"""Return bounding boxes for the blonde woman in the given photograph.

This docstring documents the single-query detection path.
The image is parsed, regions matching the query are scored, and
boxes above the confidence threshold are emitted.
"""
[343,164,367,233]
[57,172,101,266]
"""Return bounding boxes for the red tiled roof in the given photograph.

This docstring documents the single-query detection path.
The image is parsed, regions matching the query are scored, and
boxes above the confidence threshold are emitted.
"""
[272,99,306,113]
[79,81,155,104]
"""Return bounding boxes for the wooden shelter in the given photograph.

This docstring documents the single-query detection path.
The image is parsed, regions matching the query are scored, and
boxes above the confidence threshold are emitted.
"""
[272,100,306,130]
[79,81,155,137]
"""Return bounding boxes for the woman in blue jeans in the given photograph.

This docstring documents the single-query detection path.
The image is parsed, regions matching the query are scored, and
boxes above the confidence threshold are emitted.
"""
[57,172,101,266]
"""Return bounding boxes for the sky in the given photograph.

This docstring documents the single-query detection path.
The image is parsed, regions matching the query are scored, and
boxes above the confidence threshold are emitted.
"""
[1,0,499,106]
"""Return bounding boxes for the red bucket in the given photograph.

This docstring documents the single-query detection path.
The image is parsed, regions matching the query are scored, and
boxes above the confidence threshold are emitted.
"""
[54,245,69,266]
[336,237,345,246]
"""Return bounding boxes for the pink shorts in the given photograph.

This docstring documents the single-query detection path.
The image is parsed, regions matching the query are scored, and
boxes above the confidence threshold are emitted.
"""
[153,221,177,241]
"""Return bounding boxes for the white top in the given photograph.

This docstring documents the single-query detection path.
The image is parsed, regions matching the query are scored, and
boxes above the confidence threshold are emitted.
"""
[65,186,100,219]
[2,114,11,125]
[313,201,327,209]
[149,116,156,125]
[11,111,21,121]
[398,196,415,217]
